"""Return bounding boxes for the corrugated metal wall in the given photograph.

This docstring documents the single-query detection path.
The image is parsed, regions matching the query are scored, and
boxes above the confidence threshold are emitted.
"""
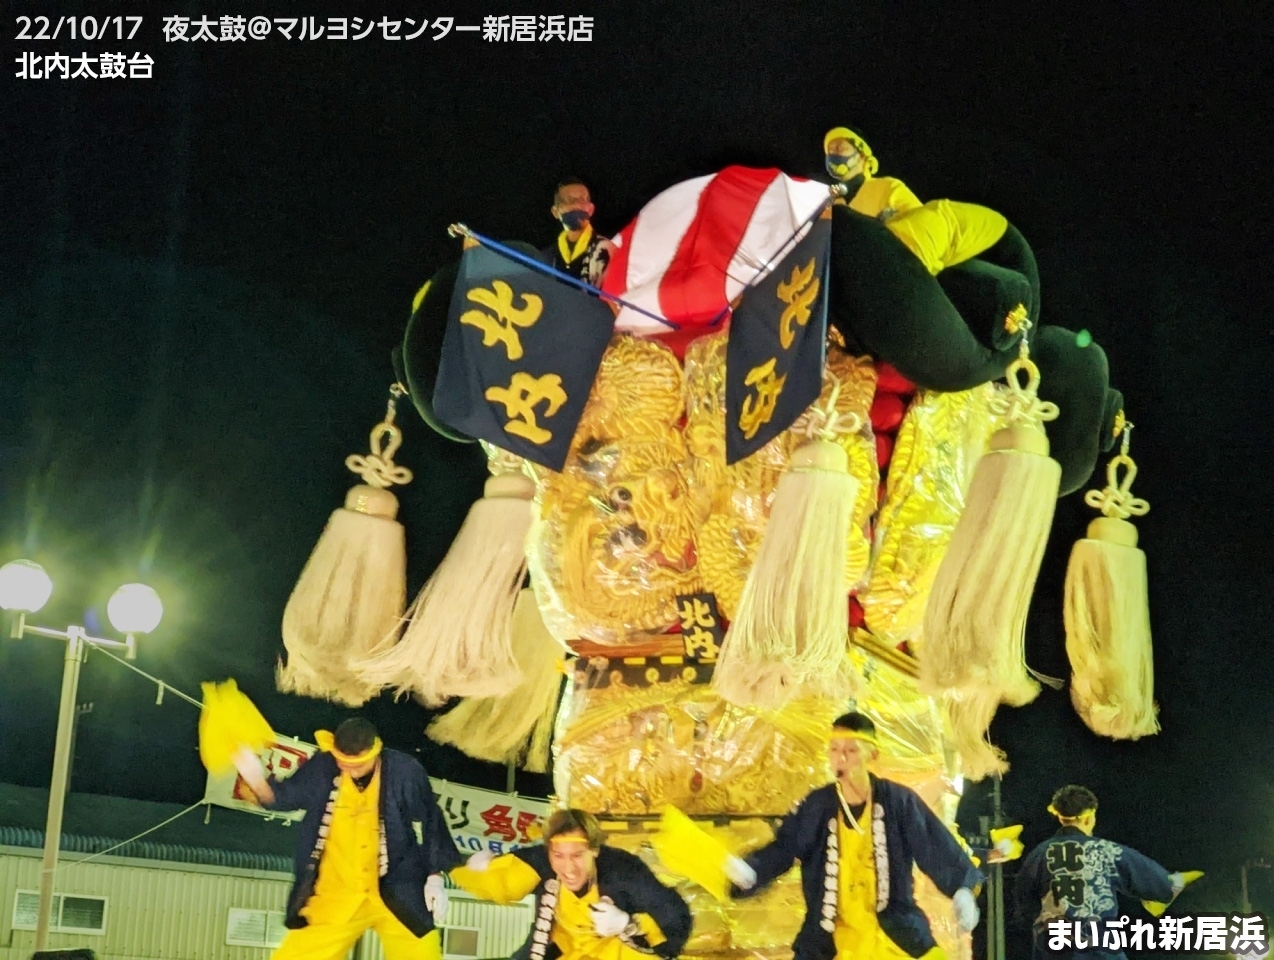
[2,848,534,960]
[1,846,292,960]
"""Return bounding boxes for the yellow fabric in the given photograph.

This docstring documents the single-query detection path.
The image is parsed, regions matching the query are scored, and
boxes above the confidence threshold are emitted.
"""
[198,679,274,775]
[304,769,383,926]
[315,729,383,765]
[989,824,1025,861]
[885,199,1008,276]
[554,883,665,960]
[450,853,543,904]
[849,176,924,221]
[832,814,945,960]
[1143,870,1204,917]
[651,806,734,902]
[558,224,595,265]
[411,279,432,314]
[272,897,441,960]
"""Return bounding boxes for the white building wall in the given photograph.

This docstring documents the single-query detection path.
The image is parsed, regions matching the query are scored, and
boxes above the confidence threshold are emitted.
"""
[1,846,533,960]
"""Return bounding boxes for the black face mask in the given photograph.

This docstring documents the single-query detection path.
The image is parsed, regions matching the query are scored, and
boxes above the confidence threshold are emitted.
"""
[560,209,590,232]
[826,154,855,179]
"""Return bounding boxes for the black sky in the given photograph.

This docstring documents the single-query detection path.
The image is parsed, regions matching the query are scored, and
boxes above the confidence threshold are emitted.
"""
[3,1,1274,951]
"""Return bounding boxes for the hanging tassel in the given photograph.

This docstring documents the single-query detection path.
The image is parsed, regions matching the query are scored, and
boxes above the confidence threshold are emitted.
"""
[651,806,740,902]
[425,588,566,767]
[941,690,1009,781]
[1064,420,1159,740]
[358,445,533,704]
[714,378,862,710]
[921,322,1062,776]
[278,384,413,706]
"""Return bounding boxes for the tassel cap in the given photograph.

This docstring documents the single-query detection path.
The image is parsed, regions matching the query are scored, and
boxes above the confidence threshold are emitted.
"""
[790,438,850,473]
[345,484,400,520]
[989,424,1050,457]
[484,472,536,500]
[1086,516,1139,548]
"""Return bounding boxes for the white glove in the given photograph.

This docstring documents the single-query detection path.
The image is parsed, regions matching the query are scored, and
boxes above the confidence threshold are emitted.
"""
[1169,872,1185,896]
[993,839,1014,859]
[424,874,448,922]
[590,901,631,937]
[953,887,980,933]
[466,849,495,872]
[232,746,272,802]
[725,855,758,891]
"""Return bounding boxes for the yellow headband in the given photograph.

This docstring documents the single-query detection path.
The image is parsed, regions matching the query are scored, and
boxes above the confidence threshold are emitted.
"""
[830,729,878,747]
[315,729,383,765]
[549,835,591,846]
[1048,803,1096,821]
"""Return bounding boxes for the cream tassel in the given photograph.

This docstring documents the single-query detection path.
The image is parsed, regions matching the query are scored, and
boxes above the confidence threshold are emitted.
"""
[358,447,533,705]
[425,588,567,768]
[922,325,1062,776]
[278,384,412,706]
[941,691,1009,781]
[1064,421,1158,740]
[713,379,861,710]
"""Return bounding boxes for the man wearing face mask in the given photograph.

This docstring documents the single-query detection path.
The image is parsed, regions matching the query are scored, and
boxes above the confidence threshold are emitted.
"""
[824,127,923,223]
[543,178,616,286]
[725,712,984,960]
[449,808,693,960]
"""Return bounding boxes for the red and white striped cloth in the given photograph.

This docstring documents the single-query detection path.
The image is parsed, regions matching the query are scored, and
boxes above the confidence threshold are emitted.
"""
[601,166,832,341]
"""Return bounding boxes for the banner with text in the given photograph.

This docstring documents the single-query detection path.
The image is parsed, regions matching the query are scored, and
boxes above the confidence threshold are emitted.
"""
[203,735,551,856]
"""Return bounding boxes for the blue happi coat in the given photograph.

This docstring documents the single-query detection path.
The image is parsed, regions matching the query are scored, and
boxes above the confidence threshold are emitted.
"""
[508,844,693,960]
[1014,826,1174,960]
[262,748,463,936]
[732,776,984,960]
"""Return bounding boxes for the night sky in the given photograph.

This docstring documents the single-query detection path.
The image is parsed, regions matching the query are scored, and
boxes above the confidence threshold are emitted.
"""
[3,1,1273,952]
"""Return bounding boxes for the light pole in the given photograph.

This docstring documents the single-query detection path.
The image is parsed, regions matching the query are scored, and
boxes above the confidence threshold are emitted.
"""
[0,558,164,954]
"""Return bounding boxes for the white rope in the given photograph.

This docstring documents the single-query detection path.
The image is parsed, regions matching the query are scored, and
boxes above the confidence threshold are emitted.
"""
[51,800,207,875]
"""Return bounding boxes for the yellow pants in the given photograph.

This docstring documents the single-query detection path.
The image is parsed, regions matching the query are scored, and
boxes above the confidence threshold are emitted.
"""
[272,896,442,960]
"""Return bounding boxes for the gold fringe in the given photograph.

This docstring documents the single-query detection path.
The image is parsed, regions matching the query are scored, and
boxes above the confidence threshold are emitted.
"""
[920,339,1061,779]
[279,386,413,706]
[357,460,533,705]
[279,485,406,706]
[713,439,859,710]
[426,589,567,766]
[922,424,1059,704]
[941,690,1009,781]
[1064,432,1158,740]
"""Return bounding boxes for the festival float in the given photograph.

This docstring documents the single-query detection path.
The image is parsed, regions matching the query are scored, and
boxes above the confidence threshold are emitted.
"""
[273,135,1159,959]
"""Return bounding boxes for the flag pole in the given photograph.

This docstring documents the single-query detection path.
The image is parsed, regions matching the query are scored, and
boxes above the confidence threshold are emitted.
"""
[445,223,678,330]
[707,182,848,327]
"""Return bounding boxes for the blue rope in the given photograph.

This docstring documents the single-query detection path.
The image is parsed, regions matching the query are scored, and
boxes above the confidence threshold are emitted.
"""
[452,226,678,330]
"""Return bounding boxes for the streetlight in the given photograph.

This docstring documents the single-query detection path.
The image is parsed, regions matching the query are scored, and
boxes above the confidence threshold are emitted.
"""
[0,559,163,954]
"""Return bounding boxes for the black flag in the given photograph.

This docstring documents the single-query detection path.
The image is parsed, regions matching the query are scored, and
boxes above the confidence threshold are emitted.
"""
[433,245,615,470]
[725,212,831,464]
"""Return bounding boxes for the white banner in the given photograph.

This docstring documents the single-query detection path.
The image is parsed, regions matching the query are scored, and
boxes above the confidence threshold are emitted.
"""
[203,735,551,856]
